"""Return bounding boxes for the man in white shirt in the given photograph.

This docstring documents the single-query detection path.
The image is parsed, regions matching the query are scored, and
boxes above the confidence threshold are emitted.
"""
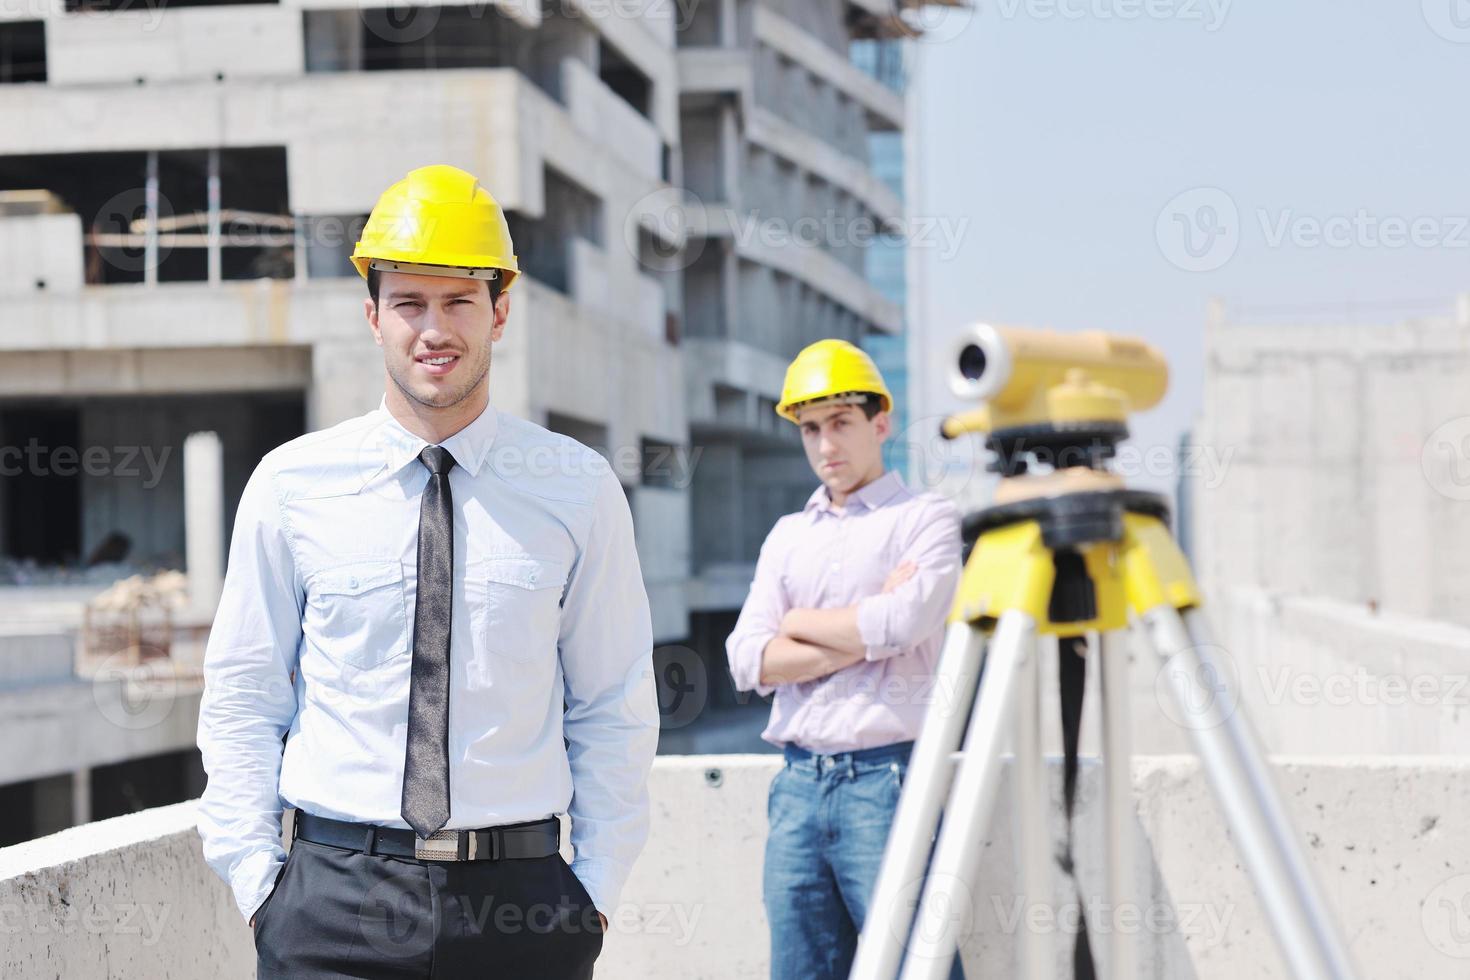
[195,164,659,979]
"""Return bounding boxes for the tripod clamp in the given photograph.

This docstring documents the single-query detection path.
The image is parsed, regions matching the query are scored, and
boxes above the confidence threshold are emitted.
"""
[963,488,1170,554]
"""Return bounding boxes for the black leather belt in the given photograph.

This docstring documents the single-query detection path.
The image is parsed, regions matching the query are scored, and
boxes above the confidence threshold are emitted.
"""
[293,810,561,862]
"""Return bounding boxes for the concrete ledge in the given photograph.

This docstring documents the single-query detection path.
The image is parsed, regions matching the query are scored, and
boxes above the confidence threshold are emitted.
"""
[0,801,244,979]
[4,756,1467,977]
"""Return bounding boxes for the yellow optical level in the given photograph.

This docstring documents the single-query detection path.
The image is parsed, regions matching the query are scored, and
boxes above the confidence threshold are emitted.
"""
[940,324,1169,440]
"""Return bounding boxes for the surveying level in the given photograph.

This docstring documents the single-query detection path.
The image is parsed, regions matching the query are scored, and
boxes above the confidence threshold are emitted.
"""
[850,324,1360,980]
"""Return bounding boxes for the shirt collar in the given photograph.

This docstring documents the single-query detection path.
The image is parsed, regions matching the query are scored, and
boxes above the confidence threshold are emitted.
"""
[373,394,500,478]
[803,469,906,518]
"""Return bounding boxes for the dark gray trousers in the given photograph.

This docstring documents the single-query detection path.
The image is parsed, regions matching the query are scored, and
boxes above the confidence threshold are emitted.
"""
[252,830,604,978]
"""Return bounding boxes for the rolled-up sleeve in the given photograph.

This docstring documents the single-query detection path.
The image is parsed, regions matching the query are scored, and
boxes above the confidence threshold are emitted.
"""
[195,457,304,924]
[557,467,659,919]
[725,522,792,697]
[856,499,962,661]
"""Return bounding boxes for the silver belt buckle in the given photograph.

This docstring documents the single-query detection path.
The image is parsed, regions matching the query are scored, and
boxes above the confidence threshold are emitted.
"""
[414,828,475,861]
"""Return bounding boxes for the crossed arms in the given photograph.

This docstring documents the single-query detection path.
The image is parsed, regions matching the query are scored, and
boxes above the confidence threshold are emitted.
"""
[757,562,917,686]
[725,502,962,697]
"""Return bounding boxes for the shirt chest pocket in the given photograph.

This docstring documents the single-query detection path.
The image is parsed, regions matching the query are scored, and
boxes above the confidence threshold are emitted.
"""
[472,555,571,663]
[303,560,411,670]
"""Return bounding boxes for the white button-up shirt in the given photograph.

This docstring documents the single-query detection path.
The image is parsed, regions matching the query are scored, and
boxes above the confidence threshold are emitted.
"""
[195,396,658,924]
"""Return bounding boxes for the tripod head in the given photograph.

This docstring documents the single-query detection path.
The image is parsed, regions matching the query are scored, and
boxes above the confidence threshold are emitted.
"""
[939,324,1168,477]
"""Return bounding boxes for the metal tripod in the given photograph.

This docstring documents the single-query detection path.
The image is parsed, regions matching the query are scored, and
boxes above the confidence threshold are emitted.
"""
[848,484,1361,980]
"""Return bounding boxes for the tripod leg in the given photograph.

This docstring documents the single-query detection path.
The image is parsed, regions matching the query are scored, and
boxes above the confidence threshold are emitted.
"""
[1097,630,1135,980]
[851,622,986,980]
[1013,632,1051,980]
[900,611,1037,980]
[1143,604,1361,980]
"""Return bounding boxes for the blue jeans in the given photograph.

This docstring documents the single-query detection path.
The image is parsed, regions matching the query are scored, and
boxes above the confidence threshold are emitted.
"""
[763,741,966,980]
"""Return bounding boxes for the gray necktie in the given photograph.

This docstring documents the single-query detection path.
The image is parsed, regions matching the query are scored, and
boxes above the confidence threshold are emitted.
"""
[401,445,455,839]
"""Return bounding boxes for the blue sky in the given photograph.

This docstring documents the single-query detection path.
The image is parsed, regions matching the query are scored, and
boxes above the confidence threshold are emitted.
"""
[910,0,1470,491]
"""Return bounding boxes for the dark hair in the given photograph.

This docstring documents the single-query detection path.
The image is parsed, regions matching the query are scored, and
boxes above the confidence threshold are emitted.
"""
[794,392,886,421]
[367,266,503,306]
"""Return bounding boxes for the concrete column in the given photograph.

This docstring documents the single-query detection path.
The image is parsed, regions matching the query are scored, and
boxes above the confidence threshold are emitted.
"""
[183,431,224,616]
[72,768,91,826]
[719,0,737,46]
[719,104,742,207]
[206,148,221,286]
[144,150,159,287]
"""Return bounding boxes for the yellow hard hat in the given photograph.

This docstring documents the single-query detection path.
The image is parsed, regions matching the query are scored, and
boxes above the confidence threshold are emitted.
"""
[351,164,520,291]
[775,339,894,423]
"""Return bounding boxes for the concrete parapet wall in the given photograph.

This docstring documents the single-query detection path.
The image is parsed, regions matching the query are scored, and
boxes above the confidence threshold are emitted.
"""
[3,756,1467,978]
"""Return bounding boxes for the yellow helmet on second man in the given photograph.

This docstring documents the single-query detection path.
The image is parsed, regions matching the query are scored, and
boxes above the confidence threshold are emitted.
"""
[775,339,894,423]
[351,164,519,291]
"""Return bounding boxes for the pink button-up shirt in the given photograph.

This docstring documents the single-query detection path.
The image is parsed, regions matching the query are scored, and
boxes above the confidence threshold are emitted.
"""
[725,470,963,753]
